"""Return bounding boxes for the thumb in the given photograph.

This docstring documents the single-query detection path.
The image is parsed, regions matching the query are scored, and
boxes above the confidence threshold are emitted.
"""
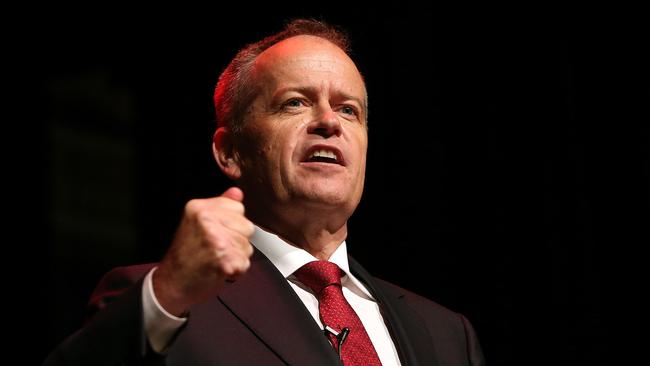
[221,186,244,202]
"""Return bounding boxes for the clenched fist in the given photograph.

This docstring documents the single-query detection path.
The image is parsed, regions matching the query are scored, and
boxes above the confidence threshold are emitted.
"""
[153,187,255,316]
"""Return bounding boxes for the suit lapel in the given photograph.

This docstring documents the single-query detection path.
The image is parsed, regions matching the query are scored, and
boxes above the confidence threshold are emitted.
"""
[349,257,440,366]
[219,250,342,366]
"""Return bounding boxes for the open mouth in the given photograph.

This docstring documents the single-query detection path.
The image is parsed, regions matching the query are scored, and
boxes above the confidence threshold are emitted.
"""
[302,146,344,166]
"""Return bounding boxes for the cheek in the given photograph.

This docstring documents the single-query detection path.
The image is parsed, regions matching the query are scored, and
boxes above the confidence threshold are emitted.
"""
[256,145,272,159]
[238,134,272,176]
[276,128,301,165]
[355,137,368,184]
[256,133,289,176]
[355,132,369,165]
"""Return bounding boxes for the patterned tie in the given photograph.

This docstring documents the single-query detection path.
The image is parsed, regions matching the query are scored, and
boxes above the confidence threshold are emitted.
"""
[294,260,382,365]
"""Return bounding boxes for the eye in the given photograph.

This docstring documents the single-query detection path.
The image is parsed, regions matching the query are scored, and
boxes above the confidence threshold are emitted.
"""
[340,105,357,116]
[283,98,304,108]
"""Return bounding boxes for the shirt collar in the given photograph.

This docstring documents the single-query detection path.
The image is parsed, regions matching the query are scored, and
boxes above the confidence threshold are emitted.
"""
[250,225,374,300]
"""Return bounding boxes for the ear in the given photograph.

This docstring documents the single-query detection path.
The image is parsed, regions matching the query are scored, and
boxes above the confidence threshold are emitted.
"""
[213,127,242,180]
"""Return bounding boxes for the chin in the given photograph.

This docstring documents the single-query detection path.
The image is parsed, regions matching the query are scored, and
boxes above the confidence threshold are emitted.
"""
[299,189,353,208]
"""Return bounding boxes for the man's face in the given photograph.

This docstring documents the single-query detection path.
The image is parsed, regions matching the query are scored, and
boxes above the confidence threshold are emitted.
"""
[235,35,368,215]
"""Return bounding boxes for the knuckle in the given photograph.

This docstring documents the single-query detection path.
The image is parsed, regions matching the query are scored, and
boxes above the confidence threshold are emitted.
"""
[243,220,255,236]
[222,198,244,211]
[184,199,202,215]
[237,239,253,254]
[215,249,230,265]
[195,210,215,225]
[236,201,245,213]
[218,252,251,277]
[240,258,251,272]
[198,228,224,252]
[232,258,249,275]
[186,202,215,226]
[210,232,231,250]
[219,263,232,276]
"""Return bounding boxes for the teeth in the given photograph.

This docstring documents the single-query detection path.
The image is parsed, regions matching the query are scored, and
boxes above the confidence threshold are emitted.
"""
[310,149,337,161]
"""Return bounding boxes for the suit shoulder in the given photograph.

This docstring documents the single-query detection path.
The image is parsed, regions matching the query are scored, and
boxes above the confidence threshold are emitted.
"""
[372,277,485,365]
[373,277,457,315]
[102,263,157,281]
[372,277,473,334]
[88,263,158,314]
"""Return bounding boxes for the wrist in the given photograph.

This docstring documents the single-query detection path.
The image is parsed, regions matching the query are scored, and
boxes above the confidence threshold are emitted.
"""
[152,268,191,317]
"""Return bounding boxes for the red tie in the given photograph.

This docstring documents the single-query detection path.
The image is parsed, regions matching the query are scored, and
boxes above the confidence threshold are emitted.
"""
[294,261,382,366]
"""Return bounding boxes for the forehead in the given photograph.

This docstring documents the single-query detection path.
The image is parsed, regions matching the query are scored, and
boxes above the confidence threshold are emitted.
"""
[252,35,366,95]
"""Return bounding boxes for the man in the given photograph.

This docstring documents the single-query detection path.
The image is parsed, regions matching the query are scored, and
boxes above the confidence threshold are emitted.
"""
[44,19,485,366]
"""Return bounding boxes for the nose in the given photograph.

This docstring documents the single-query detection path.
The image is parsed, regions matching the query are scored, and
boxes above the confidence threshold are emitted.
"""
[307,103,342,138]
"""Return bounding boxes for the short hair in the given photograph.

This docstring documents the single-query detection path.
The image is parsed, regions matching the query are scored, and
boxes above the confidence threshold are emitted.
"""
[213,19,355,133]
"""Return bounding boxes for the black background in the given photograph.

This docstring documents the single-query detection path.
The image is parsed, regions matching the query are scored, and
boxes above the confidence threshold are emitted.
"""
[8,6,648,366]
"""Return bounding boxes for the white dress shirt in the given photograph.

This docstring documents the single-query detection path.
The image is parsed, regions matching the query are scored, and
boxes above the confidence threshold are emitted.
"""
[142,225,401,365]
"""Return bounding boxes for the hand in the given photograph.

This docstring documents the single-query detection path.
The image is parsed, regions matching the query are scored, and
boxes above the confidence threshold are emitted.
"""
[153,187,255,316]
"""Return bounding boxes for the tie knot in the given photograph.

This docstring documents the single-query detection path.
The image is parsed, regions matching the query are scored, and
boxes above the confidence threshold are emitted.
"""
[294,261,344,295]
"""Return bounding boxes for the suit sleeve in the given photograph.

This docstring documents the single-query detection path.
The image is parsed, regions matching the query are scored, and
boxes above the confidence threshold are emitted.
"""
[43,266,165,366]
[460,314,485,366]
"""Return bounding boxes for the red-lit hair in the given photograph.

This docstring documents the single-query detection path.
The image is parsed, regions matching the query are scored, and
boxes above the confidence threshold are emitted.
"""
[213,19,353,133]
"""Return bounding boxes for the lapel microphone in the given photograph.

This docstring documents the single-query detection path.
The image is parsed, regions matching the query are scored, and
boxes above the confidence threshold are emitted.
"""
[324,325,351,359]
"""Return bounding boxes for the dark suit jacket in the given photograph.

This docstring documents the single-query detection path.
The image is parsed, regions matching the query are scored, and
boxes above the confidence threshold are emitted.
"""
[44,250,485,365]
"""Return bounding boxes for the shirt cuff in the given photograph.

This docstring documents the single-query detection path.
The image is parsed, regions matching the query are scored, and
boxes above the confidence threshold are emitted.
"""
[142,267,188,353]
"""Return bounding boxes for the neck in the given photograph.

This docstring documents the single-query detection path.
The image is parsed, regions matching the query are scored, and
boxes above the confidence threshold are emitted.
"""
[248,204,349,260]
